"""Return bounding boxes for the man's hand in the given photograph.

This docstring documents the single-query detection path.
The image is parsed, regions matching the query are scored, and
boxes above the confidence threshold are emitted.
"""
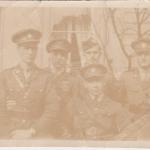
[11,128,35,139]
[62,128,72,138]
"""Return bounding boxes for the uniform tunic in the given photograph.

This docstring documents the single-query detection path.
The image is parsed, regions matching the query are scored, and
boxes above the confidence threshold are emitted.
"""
[0,64,50,136]
[44,70,78,139]
[72,83,133,140]
[120,68,150,118]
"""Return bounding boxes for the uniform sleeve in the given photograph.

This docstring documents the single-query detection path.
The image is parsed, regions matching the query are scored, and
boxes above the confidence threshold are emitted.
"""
[32,73,79,137]
[0,72,10,137]
[32,80,61,137]
[118,72,130,105]
[114,102,134,133]
[104,73,127,105]
[115,114,150,140]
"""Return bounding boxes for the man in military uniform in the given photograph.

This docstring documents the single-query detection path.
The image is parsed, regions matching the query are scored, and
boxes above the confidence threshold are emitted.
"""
[43,39,76,139]
[46,39,71,76]
[82,37,123,104]
[120,39,150,119]
[0,29,50,139]
[105,39,150,140]
[72,64,133,140]
[82,37,102,66]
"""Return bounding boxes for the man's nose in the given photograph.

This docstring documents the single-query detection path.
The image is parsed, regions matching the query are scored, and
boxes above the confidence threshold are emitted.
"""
[92,84,99,89]
[27,48,33,54]
[56,54,63,59]
[91,53,95,58]
[141,54,146,58]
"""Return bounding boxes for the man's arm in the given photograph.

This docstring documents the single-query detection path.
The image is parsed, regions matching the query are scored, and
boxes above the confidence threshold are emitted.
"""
[31,81,61,137]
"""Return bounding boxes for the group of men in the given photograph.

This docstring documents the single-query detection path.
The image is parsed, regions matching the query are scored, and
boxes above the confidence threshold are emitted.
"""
[0,28,150,140]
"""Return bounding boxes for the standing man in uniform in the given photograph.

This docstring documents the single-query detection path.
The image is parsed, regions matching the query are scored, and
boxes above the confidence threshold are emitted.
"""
[72,64,133,140]
[82,37,102,66]
[0,29,50,139]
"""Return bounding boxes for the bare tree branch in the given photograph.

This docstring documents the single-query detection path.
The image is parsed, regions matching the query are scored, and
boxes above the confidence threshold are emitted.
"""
[92,22,113,73]
[142,29,150,36]
[109,8,132,70]
[103,8,110,47]
[135,8,142,38]
[90,8,114,73]
[140,9,150,24]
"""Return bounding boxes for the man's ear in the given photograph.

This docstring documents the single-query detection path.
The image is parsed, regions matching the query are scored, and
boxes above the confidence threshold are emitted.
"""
[17,45,21,49]
[48,53,51,59]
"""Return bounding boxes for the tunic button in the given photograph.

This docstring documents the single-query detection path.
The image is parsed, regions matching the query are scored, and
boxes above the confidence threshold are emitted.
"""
[24,93,28,99]
[94,108,99,113]
[10,89,13,91]
[24,108,27,111]
[79,111,83,114]
[39,89,43,92]
[22,120,26,123]
[146,93,150,98]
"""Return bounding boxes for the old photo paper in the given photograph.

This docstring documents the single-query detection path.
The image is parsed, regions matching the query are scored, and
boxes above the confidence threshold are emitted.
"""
[0,0,150,147]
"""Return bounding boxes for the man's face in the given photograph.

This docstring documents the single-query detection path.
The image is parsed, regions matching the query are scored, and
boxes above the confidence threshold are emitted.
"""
[49,50,68,70]
[18,45,37,64]
[136,51,150,69]
[84,79,104,97]
[84,45,101,64]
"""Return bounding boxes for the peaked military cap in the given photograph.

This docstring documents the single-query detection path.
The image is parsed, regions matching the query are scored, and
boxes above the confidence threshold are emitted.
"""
[47,39,71,53]
[131,39,150,54]
[80,64,107,81]
[12,28,42,47]
[82,37,101,51]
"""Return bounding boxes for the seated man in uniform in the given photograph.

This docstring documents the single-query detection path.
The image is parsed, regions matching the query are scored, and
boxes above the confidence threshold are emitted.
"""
[46,39,71,76]
[120,39,150,119]
[0,29,50,139]
[40,39,76,139]
[73,64,133,140]
[116,39,150,140]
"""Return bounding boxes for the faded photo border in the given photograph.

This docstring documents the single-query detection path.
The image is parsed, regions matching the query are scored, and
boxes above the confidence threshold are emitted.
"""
[0,0,150,148]
[0,140,149,147]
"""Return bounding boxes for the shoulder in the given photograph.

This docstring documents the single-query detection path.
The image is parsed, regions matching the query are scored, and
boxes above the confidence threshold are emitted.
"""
[56,71,74,79]
[120,68,138,80]
[42,67,51,73]
[103,96,124,114]
[122,68,138,75]
[0,66,19,84]
[1,66,17,77]
[35,66,50,77]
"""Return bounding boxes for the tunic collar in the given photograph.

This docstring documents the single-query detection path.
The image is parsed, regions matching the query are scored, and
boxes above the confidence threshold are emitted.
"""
[13,64,39,89]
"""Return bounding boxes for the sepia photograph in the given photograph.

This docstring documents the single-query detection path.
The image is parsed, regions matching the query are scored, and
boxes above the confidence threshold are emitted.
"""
[0,0,149,147]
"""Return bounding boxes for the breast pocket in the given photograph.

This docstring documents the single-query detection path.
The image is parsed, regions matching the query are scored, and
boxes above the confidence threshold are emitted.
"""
[7,88,22,100]
[30,88,45,102]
